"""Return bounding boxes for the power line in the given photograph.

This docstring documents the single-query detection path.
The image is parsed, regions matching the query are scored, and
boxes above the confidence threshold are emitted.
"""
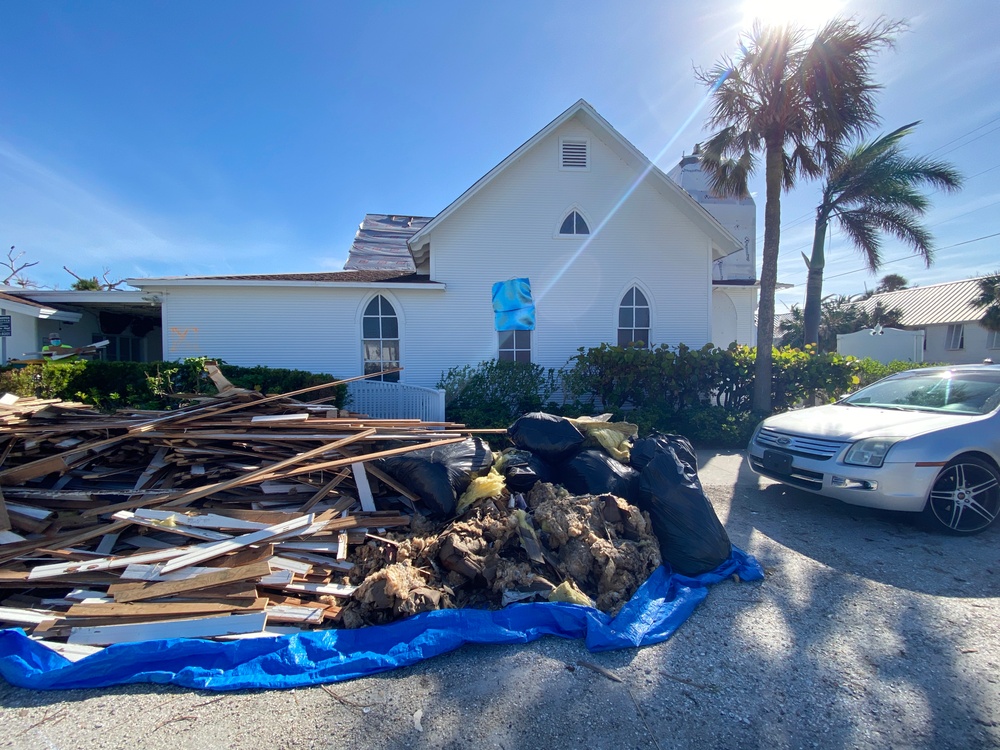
[926,113,1000,156]
[778,230,1000,289]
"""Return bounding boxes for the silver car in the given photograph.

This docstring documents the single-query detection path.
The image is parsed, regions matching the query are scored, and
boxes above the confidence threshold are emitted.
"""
[747,364,1000,534]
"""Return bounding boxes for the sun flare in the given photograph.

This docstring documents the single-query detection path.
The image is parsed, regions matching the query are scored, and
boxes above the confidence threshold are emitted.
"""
[740,0,845,30]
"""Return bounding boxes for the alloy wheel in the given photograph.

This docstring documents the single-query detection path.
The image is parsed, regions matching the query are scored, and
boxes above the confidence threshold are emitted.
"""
[926,458,1000,534]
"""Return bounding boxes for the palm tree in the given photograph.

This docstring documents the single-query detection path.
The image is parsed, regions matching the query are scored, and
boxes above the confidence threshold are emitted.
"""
[697,17,900,412]
[802,123,962,346]
[971,272,1000,332]
[875,273,909,294]
[778,295,903,352]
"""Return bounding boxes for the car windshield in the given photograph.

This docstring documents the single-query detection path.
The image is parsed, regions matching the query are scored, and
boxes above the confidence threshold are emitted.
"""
[842,370,1000,415]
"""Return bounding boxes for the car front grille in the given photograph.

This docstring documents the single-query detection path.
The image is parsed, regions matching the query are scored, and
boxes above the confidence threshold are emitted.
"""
[755,427,844,460]
[748,455,825,491]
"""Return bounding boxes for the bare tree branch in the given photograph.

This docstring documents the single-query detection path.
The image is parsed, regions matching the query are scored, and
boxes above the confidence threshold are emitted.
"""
[3,246,40,288]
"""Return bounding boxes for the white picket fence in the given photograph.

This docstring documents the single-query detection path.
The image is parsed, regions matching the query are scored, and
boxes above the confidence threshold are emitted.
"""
[346,380,446,422]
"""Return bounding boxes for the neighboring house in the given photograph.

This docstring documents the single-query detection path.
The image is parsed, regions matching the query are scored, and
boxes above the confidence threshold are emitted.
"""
[857,277,1000,365]
[104,101,756,390]
[0,289,162,363]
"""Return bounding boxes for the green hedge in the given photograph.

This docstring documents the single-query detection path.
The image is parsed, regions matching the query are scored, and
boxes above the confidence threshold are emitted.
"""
[0,357,347,412]
[437,359,560,429]
[439,344,865,448]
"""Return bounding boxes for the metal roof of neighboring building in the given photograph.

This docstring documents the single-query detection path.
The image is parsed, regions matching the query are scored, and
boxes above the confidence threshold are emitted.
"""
[858,276,990,326]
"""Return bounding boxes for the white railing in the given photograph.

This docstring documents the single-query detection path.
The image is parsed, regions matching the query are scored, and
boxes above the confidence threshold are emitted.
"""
[346,380,446,422]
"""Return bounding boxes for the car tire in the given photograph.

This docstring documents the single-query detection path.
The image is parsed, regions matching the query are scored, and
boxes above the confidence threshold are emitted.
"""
[922,456,1000,535]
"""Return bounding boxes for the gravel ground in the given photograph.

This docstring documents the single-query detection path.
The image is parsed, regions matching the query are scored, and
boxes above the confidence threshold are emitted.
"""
[2,454,1000,749]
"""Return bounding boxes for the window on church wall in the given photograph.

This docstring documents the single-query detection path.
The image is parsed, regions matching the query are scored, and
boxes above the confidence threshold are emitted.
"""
[618,287,650,347]
[362,295,400,381]
[559,210,590,235]
[499,330,531,363]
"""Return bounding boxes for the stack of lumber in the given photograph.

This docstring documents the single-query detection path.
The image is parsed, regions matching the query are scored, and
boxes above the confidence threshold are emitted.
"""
[0,365,484,661]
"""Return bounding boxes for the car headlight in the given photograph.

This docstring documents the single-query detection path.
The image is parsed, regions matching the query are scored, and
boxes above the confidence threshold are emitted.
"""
[843,438,899,468]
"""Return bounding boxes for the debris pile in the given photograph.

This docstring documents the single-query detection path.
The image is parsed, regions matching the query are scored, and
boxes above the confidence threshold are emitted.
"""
[0,367,731,663]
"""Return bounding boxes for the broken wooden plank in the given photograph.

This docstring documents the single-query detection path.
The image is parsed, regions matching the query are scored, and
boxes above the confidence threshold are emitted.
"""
[67,611,268,645]
[272,581,357,598]
[158,515,313,574]
[66,598,268,618]
[30,638,104,662]
[0,433,129,485]
[111,560,272,603]
[133,509,271,531]
[28,543,203,580]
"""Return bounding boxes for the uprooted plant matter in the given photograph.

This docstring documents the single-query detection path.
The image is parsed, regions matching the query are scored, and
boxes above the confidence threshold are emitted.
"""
[340,482,661,628]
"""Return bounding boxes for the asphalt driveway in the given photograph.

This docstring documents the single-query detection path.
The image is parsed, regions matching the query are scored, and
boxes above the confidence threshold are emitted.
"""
[2,451,999,750]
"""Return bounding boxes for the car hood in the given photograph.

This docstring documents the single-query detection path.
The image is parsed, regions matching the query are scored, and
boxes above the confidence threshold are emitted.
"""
[762,404,977,440]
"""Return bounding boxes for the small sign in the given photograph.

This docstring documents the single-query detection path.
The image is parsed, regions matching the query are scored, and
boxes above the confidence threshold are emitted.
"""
[0,316,11,337]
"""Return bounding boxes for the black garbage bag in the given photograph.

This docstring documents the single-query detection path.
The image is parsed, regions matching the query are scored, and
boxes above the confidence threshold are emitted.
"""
[377,437,494,516]
[556,449,640,501]
[508,412,585,463]
[629,432,699,473]
[500,450,556,493]
[637,444,731,576]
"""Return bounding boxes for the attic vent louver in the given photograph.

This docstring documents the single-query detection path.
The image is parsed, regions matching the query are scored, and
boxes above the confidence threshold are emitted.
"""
[561,139,588,169]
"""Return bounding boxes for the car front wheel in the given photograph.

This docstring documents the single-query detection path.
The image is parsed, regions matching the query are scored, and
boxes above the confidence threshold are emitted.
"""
[922,456,1000,535]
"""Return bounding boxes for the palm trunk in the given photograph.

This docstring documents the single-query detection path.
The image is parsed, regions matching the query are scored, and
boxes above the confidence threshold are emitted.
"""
[752,141,783,413]
[803,211,828,349]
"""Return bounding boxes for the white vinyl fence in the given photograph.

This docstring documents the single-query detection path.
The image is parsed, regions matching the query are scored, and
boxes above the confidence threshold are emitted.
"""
[346,380,446,422]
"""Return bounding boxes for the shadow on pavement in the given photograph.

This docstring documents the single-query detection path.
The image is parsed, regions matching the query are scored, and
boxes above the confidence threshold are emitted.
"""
[728,464,1000,599]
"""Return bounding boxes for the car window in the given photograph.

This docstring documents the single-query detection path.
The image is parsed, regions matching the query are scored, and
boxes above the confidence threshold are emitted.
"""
[844,371,1000,415]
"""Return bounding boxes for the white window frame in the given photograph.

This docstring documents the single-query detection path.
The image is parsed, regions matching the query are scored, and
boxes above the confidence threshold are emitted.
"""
[988,329,1000,350]
[559,137,589,171]
[498,330,532,363]
[361,293,401,381]
[555,207,591,237]
[945,324,965,350]
[617,285,651,348]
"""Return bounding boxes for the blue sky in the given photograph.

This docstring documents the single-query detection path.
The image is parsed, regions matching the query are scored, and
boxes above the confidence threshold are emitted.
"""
[1,1,997,314]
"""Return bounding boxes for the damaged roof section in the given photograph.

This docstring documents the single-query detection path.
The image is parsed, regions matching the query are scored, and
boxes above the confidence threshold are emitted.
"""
[344,214,432,272]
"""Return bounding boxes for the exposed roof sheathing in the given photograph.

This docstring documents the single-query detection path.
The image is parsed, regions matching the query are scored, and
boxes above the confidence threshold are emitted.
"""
[344,215,431,272]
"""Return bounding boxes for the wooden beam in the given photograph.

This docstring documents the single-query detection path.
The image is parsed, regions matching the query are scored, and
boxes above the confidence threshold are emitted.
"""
[67,611,268,645]
[81,429,378,517]
[112,560,272,603]
[66,598,268,618]
[158,515,313,574]
[169,369,402,425]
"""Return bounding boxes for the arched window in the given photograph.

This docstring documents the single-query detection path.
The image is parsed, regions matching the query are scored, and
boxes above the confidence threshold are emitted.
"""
[618,287,650,347]
[362,295,400,381]
[559,210,590,235]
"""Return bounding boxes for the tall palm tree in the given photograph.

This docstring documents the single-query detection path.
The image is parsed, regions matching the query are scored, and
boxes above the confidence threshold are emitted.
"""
[803,123,962,346]
[971,272,1000,332]
[697,17,900,412]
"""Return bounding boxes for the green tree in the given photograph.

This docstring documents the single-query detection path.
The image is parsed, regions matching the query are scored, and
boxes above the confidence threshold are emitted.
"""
[971,272,1000,332]
[875,273,909,293]
[802,123,961,346]
[779,295,903,352]
[697,17,900,412]
[71,277,102,291]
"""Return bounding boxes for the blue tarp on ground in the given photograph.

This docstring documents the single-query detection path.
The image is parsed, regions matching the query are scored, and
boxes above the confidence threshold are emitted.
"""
[0,548,762,692]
